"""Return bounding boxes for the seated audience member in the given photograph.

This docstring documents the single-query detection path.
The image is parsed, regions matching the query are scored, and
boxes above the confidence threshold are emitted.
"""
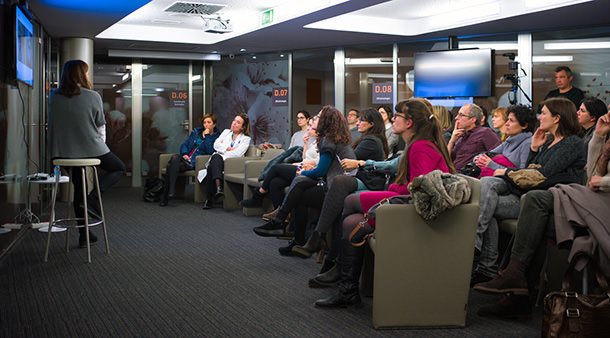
[448,103,501,172]
[472,98,586,286]
[252,106,356,253]
[289,108,388,262]
[240,119,319,210]
[577,97,606,149]
[473,105,537,178]
[315,99,455,308]
[160,114,220,206]
[378,105,400,155]
[346,108,361,143]
[289,110,311,148]
[490,107,508,141]
[432,105,453,144]
[202,113,251,209]
[303,99,436,287]
[473,110,610,320]
[542,66,585,110]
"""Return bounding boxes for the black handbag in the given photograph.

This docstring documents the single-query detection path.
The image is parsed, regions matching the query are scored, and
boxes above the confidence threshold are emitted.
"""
[542,253,610,338]
[355,167,395,191]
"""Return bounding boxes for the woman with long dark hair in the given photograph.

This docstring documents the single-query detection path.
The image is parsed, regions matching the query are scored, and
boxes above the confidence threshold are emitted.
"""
[472,97,586,286]
[315,99,455,307]
[48,59,126,248]
[252,105,356,252]
[288,108,388,262]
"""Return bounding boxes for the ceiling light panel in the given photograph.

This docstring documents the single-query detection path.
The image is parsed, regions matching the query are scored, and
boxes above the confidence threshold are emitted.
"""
[305,0,595,37]
[97,0,348,45]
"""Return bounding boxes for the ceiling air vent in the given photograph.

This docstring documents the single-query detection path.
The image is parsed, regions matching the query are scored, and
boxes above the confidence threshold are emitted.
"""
[164,2,226,16]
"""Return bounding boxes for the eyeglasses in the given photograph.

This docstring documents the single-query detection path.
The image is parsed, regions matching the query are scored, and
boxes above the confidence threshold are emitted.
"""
[394,113,408,120]
[457,113,472,118]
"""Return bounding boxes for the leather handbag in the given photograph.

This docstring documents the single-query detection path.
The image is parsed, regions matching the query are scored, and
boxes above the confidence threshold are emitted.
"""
[542,254,610,338]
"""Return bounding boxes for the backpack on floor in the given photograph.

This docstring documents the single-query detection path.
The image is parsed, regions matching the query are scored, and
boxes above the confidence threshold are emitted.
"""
[143,177,165,202]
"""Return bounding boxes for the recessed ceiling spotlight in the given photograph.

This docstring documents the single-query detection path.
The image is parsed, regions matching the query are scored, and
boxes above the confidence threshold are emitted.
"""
[280,54,285,57]
[252,56,257,59]
[240,48,246,52]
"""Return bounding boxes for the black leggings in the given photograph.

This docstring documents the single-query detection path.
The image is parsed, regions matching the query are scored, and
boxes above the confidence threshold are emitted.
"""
[342,193,374,240]
[261,164,297,208]
[69,151,125,228]
[314,175,358,260]
[205,153,224,199]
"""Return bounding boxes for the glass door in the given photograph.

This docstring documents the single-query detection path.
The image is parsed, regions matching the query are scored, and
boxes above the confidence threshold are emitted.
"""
[141,64,190,178]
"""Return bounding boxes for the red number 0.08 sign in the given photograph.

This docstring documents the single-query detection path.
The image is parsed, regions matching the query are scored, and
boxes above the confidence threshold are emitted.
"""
[372,82,393,104]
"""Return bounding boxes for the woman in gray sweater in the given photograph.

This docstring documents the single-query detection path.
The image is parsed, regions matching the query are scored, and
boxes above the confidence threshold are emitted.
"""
[48,60,126,248]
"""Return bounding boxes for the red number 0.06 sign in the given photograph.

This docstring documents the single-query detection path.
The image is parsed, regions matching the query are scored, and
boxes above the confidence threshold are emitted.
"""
[372,82,393,104]
[272,87,288,106]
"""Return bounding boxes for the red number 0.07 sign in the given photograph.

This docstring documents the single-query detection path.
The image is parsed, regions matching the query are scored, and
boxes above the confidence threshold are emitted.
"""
[272,87,288,106]
[372,82,393,104]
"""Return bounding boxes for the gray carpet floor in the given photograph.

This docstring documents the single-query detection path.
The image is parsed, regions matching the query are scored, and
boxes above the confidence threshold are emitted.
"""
[0,187,542,337]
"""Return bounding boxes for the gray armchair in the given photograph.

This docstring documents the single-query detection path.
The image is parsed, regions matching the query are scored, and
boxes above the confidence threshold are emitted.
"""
[369,175,481,328]
[158,153,211,203]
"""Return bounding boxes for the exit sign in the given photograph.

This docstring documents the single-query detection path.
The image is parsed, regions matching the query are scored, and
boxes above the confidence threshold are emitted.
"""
[261,9,274,26]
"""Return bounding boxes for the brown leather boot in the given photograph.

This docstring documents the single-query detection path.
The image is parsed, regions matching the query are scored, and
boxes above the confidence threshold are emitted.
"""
[473,259,528,295]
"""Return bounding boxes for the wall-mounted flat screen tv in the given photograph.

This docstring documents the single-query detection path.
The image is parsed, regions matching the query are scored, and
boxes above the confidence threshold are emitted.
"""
[414,49,492,98]
[15,6,34,86]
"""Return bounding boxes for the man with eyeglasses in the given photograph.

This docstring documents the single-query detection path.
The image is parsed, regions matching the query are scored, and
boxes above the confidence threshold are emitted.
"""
[346,108,361,144]
[448,103,501,172]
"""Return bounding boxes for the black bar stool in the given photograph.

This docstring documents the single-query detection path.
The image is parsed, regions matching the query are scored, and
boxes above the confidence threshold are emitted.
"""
[44,158,109,263]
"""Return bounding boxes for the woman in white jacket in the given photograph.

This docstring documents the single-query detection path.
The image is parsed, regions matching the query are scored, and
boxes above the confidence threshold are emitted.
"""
[202,113,251,209]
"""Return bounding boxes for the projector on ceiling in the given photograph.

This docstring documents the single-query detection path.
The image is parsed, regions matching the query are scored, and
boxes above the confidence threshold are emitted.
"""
[203,17,232,34]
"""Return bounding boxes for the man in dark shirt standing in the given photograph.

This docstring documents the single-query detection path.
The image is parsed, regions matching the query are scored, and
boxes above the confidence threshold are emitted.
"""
[543,66,584,108]
[448,103,501,172]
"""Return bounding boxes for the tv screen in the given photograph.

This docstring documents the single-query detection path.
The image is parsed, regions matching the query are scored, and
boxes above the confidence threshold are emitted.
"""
[414,49,492,98]
[15,6,34,86]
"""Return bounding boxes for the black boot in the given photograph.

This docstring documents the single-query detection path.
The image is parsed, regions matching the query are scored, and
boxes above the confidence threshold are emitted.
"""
[240,189,265,207]
[253,219,286,237]
[278,239,302,256]
[315,240,363,308]
[309,261,340,288]
[292,231,326,258]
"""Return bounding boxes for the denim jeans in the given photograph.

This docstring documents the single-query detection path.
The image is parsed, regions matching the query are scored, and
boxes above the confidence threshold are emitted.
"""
[476,176,520,277]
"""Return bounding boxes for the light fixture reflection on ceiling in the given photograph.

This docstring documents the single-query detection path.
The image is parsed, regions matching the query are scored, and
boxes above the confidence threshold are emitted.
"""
[526,0,592,9]
[544,41,610,50]
[458,42,518,50]
[532,55,573,62]
[345,58,393,66]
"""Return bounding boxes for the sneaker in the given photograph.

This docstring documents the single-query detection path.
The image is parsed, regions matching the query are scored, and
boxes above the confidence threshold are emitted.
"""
[477,294,532,321]
[262,207,279,221]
